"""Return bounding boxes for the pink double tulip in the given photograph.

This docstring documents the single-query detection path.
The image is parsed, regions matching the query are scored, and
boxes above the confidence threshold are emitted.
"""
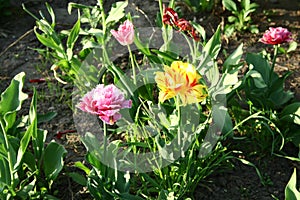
[111,20,134,46]
[259,27,293,45]
[77,84,132,125]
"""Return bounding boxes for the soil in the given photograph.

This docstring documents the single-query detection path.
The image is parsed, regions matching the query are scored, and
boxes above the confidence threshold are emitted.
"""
[0,0,299,199]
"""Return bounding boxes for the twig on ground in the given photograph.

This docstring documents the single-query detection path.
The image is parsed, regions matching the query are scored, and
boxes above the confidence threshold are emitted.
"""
[0,29,33,57]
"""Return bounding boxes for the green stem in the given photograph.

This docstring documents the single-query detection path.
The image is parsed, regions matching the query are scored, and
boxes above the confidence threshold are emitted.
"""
[269,44,278,84]
[176,96,183,157]
[98,0,106,34]
[158,0,164,24]
[0,119,15,188]
[169,0,175,8]
[103,122,107,161]
[127,45,137,85]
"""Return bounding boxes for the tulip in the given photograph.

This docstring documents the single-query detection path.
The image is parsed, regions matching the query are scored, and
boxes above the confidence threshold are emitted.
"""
[155,61,207,105]
[259,27,293,45]
[77,84,132,125]
[111,20,134,46]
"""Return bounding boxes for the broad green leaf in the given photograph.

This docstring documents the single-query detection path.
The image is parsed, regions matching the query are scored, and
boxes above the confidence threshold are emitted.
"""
[222,0,237,12]
[14,89,37,171]
[68,172,87,186]
[285,168,300,200]
[43,142,67,181]
[0,72,28,130]
[280,102,300,125]
[246,53,270,82]
[0,72,27,115]
[223,43,243,70]
[106,1,128,24]
[287,41,298,53]
[0,157,10,185]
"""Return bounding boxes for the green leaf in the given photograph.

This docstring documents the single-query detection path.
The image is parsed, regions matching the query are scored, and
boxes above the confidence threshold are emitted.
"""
[34,28,65,57]
[246,70,268,89]
[287,41,298,53]
[45,2,55,27]
[203,25,221,60]
[280,102,300,125]
[67,17,80,53]
[106,1,128,24]
[74,161,91,175]
[37,112,57,124]
[246,53,271,82]
[68,172,87,186]
[14,89,37,171]
[285,168,300,200]
[222,0,237,12]
[190,21,206,41]
[0,72,28,130]
[43,142,67,181]
[67,3,94,14]
[223,43,243,70]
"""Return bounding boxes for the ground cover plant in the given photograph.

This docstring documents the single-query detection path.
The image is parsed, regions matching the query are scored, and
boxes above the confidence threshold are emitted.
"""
[0,0,299,199]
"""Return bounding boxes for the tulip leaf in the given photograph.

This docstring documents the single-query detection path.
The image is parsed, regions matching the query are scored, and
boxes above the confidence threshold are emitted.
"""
[285,169,300,200]
[106,1,128,25]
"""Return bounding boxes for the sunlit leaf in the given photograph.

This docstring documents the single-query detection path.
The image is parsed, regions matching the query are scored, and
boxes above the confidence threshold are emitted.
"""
[106,1,128,24]
[285,168,300,200]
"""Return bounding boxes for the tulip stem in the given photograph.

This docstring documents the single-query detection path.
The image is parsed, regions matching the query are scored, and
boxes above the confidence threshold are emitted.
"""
[128,45,137,85]
[176,96,183,157]
[269,44,278,85]
[103,122,107,162]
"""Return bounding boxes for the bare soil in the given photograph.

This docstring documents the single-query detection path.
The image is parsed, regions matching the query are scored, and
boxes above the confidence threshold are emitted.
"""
[0,0,299,199]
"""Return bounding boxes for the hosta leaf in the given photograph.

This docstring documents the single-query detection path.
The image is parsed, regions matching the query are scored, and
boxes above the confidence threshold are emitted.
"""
[280,102,300,125]
[0,72,28,130]
[43,142,67,181]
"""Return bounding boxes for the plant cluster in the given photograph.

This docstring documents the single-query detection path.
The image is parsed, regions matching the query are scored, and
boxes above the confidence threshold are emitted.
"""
[0,73,66,199]
[0,0,299,199]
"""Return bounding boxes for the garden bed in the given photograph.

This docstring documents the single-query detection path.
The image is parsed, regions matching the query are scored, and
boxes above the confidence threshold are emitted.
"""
[0,0,299,199]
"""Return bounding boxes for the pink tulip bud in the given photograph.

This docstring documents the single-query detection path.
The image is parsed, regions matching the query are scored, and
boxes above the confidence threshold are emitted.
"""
[111,20,134,46]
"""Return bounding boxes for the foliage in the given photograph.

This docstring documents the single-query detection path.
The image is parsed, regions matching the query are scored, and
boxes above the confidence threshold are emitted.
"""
[20,0,299,199]
[222,0,259,36]
[285,169,300,200]
[0,0,11,15]
[0,72,66,199]
[178,0,217,13]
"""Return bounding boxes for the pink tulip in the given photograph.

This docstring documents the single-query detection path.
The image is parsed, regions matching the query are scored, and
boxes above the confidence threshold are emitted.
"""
[111,20,134,46]
[259,27,293,45]
[77,84,132,125]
